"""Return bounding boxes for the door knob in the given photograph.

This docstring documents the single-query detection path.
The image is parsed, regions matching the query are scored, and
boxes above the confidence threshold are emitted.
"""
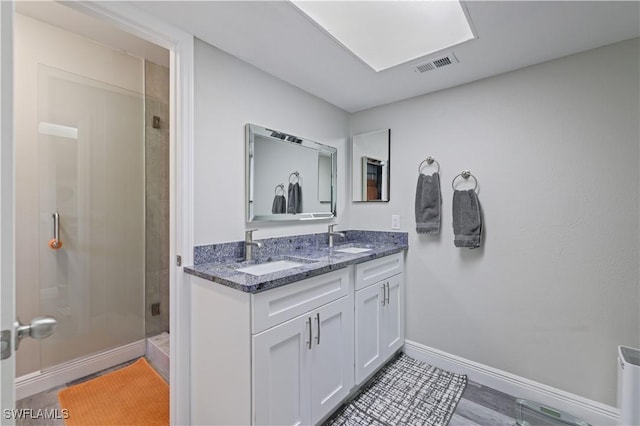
[14,316,57,350]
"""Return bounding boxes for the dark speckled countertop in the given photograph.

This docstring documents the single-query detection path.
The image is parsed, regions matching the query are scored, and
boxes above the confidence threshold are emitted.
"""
[184,230,408,293]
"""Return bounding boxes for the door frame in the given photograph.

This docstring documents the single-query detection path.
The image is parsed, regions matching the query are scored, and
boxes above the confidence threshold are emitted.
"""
[61,3,194,425]
[0,0,16,419]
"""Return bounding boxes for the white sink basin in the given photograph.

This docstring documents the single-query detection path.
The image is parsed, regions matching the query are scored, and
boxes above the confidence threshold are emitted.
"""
[236,260,306,276]
[334,247,372,254]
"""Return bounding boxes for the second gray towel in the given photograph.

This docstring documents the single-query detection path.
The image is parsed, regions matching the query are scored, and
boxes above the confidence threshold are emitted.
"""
[272,195,286,214]
[452,189,482,248]
[415,172,442,234]
[287,182,302,214]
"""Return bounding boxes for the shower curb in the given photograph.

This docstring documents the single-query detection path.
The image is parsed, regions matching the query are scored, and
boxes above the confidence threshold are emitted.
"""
[146,332,170,382]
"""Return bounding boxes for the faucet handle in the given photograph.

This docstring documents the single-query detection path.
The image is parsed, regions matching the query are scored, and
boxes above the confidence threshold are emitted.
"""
[328,224,338,233]
[245,228,258,238]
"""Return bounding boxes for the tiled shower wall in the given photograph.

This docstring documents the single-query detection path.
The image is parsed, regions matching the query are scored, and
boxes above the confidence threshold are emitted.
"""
[145,61,170,336]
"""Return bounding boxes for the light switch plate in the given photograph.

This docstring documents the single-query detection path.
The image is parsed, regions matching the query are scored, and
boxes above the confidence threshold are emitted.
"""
[391,215,400,230]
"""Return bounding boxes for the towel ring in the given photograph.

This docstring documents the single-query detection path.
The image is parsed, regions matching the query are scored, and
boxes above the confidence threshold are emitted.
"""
[418,156,440,174]
[452,170,478,191]
[274,183,285,195]
[289,171,300,184]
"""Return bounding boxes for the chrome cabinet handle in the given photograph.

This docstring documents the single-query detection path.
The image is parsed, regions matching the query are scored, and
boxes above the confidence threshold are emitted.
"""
[315,313,320,345]
[381,284,386,306]
[385,282,390,305]
[306,317,312,350]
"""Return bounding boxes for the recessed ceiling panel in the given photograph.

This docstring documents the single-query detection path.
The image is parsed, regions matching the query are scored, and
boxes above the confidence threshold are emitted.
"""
[291,0,476,72]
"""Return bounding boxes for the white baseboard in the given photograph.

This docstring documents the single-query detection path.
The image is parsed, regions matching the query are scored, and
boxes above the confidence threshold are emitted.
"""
[403,340,619,426]
[16,339,146,400]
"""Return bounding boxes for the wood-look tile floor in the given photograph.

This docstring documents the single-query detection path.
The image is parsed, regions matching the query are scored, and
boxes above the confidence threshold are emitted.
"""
[452,380,518,425]
[17,366,517,426]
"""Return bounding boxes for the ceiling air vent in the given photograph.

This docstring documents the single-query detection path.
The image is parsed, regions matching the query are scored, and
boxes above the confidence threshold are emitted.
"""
[414,53,459,74]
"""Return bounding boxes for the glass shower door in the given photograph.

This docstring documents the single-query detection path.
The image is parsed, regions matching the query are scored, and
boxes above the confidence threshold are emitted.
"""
[37,64,145,369]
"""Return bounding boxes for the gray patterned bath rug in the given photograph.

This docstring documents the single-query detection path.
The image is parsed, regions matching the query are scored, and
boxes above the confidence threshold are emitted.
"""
[325,353,467,426]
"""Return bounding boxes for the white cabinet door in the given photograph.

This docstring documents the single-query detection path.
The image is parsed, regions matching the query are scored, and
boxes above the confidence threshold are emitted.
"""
[253,315,312,426]
[354,282,383,384]
[310,296,354,424]
[355,272,404,386]
[381,274,404,357]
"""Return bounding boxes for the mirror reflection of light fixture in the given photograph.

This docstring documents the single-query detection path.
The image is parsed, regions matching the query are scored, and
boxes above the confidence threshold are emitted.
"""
[38,122,78,140]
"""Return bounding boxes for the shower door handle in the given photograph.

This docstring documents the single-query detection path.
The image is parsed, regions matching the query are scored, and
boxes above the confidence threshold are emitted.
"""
[49,212,62,249]
[14,316,57,351]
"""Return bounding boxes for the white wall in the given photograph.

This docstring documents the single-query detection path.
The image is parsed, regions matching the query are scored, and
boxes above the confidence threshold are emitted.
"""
[350,38,639,406]
[194,39,350,245]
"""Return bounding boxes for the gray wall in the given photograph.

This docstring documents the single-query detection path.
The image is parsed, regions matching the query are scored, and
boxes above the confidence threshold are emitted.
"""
[349,38,640,406]
[194,39,350,245]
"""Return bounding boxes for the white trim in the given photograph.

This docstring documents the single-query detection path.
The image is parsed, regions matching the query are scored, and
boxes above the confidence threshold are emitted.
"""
[403,340,619,426]
[0,0,17,415]
[59,3,194,425]
[15,340,145,400]
[169,20,194,426]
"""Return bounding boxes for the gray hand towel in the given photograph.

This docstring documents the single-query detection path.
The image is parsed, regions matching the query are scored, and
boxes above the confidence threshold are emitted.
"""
[452,189,482,248]
[415,172,442,234]
[287,182,302,214]
[272,195,286,214]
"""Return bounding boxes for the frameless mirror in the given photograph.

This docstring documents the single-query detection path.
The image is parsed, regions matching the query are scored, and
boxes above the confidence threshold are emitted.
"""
[246,124,337,222]
[352,129,390,202]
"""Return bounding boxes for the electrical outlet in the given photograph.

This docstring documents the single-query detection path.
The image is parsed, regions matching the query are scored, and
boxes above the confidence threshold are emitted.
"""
[391,215,400,230]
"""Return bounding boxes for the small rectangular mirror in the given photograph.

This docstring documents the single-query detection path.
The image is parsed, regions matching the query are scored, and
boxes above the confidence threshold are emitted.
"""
[352,129,390,202]
[246,124,337,222]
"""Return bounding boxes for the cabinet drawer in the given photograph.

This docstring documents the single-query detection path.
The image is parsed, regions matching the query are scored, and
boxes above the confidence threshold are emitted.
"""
[355,252,403,291]
[252,268,350,334]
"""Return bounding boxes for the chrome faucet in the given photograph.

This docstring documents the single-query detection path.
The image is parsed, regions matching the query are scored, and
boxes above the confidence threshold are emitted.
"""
[245,229,263,261]
[328,224,345,248]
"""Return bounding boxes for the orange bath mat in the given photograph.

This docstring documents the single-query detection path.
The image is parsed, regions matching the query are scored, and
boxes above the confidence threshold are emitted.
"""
[58,358,168,426]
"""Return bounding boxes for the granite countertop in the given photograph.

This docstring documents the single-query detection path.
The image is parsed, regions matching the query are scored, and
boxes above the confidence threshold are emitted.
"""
[184,231,408,293]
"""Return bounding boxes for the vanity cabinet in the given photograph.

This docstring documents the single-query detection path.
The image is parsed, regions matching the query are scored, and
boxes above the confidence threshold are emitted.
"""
[253,295,353,425]
[188,252,404,425]
[354,253,404,385]
[252,268,353,425]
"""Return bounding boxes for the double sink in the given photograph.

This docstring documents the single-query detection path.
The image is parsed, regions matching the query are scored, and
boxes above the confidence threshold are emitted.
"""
[236,246,372,276]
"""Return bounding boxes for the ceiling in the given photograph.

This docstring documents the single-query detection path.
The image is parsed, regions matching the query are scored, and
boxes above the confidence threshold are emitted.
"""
[127,1,640,112]
[19,1,639,113]
[131,1,639,113]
